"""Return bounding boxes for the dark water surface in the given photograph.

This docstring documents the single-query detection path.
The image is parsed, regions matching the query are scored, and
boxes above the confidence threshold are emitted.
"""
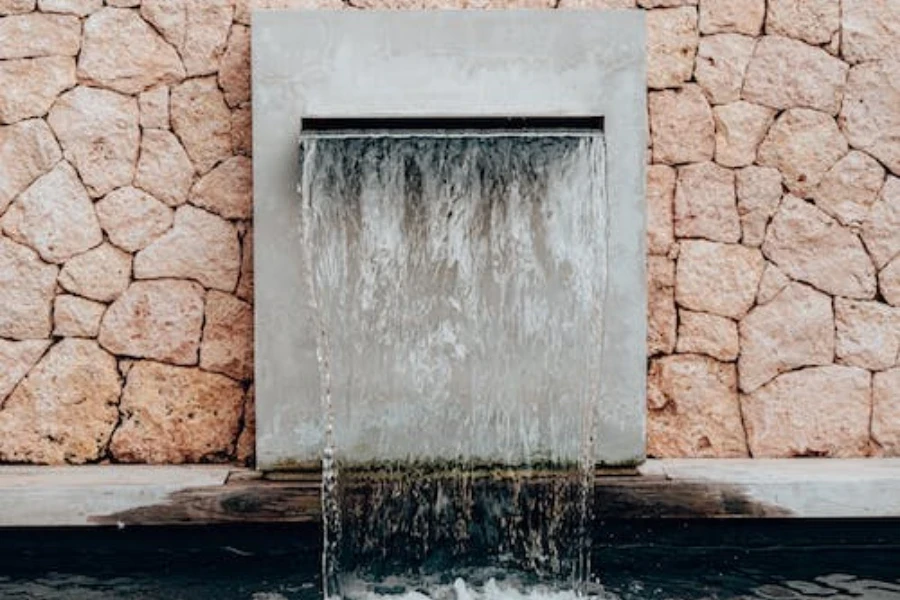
[0,521,897,599]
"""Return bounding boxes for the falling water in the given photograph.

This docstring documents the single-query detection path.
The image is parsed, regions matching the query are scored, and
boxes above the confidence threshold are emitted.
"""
[299,130,608,596]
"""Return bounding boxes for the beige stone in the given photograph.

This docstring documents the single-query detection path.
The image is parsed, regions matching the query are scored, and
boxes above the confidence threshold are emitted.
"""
[0,119,61,214]
[236,227,253,302]
[37,0,101,15]
[170,77,232,174]
[674,162,739,242]
[58,243,131,303]
[0,0,34,14]
[873,368,900,456]
[762,195,876,298]
[220,25,250,108]
[0,339,49,401]
[77,8,184,96]
[0,339,120,464]
[1,162,102,263]
[676,310,739,361]
[110,361,243,463]
[676,240,765,319]
[841,0,900,64]
[756,261,790,304]
[736,166,783,247]
[200,291,253,381]
[693,34,756,105]
[0,13,80,59]
[738,282,834,393]
[96,186,173,253]
[99,280,205,365]
[236,384,255,465]
[882,255,900,307]
[840,61,900,176]
[713,101,775,168]
[141,0,233,78]
[231,105,251,156]
[646,7,698,89]
[638,0,695,6]
[647,355,747,458]
[757,109,848,197]
[0,56,75,124]
[134,129,195,207]
[53,294,106,338]
[648,256,677,356]
[189,155,252,220]
[743,36,848,116]
[106,0,138,5]
[0,238,57,340]
[139,86,169,130]
[134,205,241,292]
[766,0,840,46]
[649,85,714,165]
[862,176,900,269]
[646,165,675,255]
[235,0,344,24]
[742,366,872,458]
[699,0,764,35]
[835,298,900,371]
[813,151,886,227]
[352,0,553,6]
[48,86,139,198]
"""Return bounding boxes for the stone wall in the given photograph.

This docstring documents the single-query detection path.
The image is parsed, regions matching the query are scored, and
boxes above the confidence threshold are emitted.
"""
[0,0,897,465]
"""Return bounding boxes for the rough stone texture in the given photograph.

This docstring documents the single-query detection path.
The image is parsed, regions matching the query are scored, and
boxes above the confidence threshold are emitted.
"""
[736,166,783,247]
[220,25,250,108]
[648,255,677,356]
[676,310,739,361]
[236,384,255,465]
[38,0,101,15]
[139,86,169,130]
[53,294,105,338]
[646,164,675,255]
[134,129,195,207]
[170,77,232,174]
[674,161,740,242]
[766,0,840,46]
[189,155,252,220]
[0,162,102,263]
[98,280,205,365]
[134,206,240,292]
[739,282,835,393]
[699,0,764,36]
[743,36,848,116]
[713,101,775,168]
[0,238,57,340]
[0,0,35,14]
[236,227,253,302]
[141,0,234,78]
[676,240,765,319]
[757,109,848,197]
[835,298,900,371]
[862,177,900,270]
[742,366,872,458]
[0,13,81,59]
[58,243,131,303]
[762,195,876,299]
[110,361,244,464]
[756,262,790,304]
[649,85,714,165]
[47,86,139,198]
[883,256,900,307]
[96,186,173,253]
[0,339,120,464]
[0,119,61,214]
[0,56,75,124]
[647,355,748,458]
[234,0,345,24]
[841,0,900,65]
[693,34,756,105]
[231,105,252,156]
[0,339,49,401]
[638,0,696,6]
[873,368,900,456]
[200,291,253,381]
[646,6,698,89]
[813,151,886,227]
[840,61,900,176]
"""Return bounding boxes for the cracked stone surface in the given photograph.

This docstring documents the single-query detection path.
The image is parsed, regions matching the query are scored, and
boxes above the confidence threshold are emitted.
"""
[646,6,698,89]
[0,56,75,124]
[96,186,174,253]
[676,310,739,361]
[170,77,232,174]
[0,237,57,340]
[134,129,195,207]
[835,298,900,371]
[53,294,105,338]
[0,118,61,215]
[648,255,677,356]
[650,85,715,165]
[58,243,131,303]
[676,240,765,319]
[200,290,253,381]
[0,339,50,402]
[0,13,81,59]
[674,161,740,242]
[839,60,900,176]
[694,33,756,105]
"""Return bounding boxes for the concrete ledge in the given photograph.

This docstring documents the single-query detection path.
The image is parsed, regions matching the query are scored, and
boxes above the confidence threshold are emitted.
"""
[1,459,898,527]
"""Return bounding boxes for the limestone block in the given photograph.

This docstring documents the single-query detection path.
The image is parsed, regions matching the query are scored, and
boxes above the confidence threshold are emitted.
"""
[840,61,900,176]
[0,339,49,401]
[0,119,61,214]
[134,129,195,207]
[813,151,886,227]
[189,155,252,220]
[694,33,756,105]
[170,77,232,174]
[676,239,765,319]
[649,85,714,165]
[841,0,900,64]
[141,0,233,77]
[735,166,782,247]
[766,0,840,46]
[862,176,900,269]
[0,56,75,124]
[674,161,740,242]
[219,25,250,108]
[0,13,80,59]
[53,294,106,338]
[200,291,253,381]
[646,6,698,89]
[139,86,169,130]
[835,298,900,371]
[675,310,739,361]
[58,243,131,303]
[873,368,900,456]
[648,255,677,356]
[713,101,775,168]
[646,164,675,255]
[699,0,764,36]
[0,238,57,340]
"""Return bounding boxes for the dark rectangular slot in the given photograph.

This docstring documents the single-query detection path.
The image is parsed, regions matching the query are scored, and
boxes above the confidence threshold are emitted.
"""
[301,116,603,133]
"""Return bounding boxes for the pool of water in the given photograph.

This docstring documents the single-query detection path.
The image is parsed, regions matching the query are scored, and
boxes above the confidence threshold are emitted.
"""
[0,521,897,599]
